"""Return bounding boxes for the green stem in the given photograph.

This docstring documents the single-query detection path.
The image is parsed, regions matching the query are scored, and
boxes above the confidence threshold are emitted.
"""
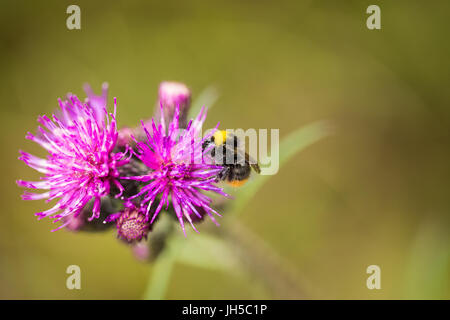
[143,236,182,300]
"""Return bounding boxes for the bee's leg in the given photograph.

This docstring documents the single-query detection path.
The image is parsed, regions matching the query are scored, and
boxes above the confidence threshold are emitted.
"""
[216,166,230,182]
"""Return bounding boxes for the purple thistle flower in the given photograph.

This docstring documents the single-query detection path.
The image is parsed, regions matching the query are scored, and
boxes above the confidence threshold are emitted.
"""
[17,94,130,231]
[123,104,228,235]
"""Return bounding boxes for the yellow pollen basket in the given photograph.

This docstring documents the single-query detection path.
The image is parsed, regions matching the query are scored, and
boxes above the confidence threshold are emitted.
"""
[213,130,228,146]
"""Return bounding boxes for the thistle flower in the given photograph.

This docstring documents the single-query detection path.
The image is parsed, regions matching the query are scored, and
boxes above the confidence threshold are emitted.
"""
[17,94,130,230]
[123,104,228,235]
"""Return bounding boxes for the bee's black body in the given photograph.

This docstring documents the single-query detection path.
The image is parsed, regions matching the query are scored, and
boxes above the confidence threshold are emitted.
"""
[202,130,260,186]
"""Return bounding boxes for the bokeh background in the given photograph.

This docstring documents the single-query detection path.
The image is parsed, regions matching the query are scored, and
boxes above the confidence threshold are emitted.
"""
[0,0,449,299]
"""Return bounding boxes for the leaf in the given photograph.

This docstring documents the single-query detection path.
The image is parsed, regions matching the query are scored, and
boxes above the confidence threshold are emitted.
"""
[175,232,242,274]
[230,120,332,215]
[190,86,219,117]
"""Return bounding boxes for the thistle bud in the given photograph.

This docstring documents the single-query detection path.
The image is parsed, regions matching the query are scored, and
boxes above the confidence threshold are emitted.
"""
[116,206,151,243]
[155,81,191,128]
[83,82,109,121]
[117,126,135,147]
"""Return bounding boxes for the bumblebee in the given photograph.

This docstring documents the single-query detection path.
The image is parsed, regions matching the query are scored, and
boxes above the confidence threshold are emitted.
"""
[202,130,260,187]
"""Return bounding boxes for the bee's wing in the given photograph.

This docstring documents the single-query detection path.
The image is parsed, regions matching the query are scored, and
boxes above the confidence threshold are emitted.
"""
[251,162,261,174]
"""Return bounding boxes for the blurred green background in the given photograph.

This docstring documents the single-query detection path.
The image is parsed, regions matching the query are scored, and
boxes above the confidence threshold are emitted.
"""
[0,0,449,299]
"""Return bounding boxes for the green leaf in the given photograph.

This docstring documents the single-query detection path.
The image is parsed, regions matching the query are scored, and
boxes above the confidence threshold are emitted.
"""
[190,86,219,117]
[175,232,242,274]
[230,120,332,215]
